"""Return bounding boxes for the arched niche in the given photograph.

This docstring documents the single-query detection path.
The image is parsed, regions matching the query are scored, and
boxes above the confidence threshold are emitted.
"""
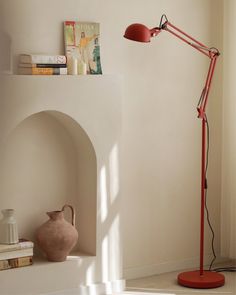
[0,110,97,256]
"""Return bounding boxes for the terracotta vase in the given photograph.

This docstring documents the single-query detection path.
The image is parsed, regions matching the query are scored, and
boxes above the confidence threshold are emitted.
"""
[36,204,78,262]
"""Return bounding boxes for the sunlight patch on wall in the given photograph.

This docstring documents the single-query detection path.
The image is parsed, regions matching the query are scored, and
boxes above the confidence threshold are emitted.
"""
[102,235,109,282]
[109,214,121,280]
[100,166,108,223]
[109,144,120,204]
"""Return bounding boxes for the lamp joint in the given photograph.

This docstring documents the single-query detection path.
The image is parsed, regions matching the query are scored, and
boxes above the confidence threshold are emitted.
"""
[210,48,220,58]
[160,22,168,30]
[197,107,206,120]
[159,14,168,28]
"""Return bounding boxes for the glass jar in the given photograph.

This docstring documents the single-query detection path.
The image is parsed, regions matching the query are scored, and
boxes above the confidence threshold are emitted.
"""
[0,209,19,244]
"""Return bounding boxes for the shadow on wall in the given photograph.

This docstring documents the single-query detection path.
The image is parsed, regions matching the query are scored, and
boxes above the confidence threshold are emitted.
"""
[0,31,12,74]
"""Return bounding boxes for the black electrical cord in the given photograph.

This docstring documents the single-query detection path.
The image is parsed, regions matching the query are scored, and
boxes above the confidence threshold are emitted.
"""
[197,88,206,108]
[205,116,236,272]
[197,107,236,273]
[213,266,236,272]
[204,116,217,271]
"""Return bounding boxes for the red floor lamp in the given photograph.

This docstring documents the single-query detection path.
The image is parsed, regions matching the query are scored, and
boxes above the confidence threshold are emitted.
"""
[124,15,225,289]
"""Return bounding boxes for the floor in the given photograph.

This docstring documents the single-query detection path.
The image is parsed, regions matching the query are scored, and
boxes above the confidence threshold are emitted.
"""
[126,268,236,295]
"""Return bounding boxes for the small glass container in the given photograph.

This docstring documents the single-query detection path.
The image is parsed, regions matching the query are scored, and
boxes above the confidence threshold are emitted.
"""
[0,209,19,244]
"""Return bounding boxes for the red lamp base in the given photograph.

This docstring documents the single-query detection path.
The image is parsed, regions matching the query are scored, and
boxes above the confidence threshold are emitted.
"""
[178,270,225,289]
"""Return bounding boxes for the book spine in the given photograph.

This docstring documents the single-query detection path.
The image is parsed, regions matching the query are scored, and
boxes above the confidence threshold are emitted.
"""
[34,63,67,68]
[31,67,67,75]
[19,63,67,68]
[0,241,34,253]
[0,248,33,260]
[0,256,33,271]
[20,55,67,64]
[18,241,34,249]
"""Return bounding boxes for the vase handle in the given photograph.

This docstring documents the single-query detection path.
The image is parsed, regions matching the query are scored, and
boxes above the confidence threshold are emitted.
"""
[62,204,75,226]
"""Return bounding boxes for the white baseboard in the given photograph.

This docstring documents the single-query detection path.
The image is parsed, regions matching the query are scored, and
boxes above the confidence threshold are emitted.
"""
[42,279,126,295]
[123,254,227,280]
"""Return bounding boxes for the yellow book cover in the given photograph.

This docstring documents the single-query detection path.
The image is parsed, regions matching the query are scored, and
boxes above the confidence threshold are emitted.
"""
[32,68,54,75]
[18,67,67,75]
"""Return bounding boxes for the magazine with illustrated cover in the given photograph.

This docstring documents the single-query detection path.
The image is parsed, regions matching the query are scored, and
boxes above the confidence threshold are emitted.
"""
[64,21,102,74]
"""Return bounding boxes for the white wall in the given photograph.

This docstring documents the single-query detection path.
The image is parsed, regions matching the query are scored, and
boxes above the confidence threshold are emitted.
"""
[221,0,236,259]
[1,0,223,278]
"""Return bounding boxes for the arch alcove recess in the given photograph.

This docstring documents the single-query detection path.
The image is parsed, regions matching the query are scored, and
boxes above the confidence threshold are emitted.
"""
[1,110,97,256]
[0,75,124,295]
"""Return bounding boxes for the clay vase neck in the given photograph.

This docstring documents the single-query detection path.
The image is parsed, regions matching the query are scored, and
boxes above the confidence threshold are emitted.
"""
[47,204,76,225]
[47,211,64,221]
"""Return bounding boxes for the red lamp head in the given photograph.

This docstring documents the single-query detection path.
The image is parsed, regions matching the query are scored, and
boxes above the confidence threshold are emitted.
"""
[124,23,161,43]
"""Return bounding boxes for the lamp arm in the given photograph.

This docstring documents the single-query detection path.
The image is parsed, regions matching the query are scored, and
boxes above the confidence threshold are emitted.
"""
[196,56,218,119]
[152,16,220,119]
[158,17,220,58]
[163,22,218,58]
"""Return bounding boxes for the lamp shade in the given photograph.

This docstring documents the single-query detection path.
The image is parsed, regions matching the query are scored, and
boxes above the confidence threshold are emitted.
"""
[124,23,152,42]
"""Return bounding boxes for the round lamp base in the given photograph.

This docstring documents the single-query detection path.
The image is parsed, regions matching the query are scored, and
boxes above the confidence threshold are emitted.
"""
[178,270,225,289]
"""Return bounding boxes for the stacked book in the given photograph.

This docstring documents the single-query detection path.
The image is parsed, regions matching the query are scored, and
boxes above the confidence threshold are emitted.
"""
[0,239,34,271]
[18,54,67,75]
